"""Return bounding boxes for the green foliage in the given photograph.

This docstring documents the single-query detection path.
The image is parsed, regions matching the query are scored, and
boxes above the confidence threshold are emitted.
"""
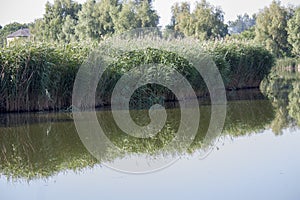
[75,0,118,41]
[31,0,159,43]
[229,26,256,40]
[287,7,300,57]
[255,1,292,57]
[203,40,275,89]
[98,48,206,106]
[0,42,91,112]
[228,13,256,34]
[170,0,228,40]
[113,0,159,33]
[0,36,274,112]
[32,0,81,43]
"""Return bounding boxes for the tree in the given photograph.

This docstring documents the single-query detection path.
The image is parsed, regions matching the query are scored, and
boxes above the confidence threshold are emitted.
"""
[171,2,193,36]
[96,0,118,36]
[228,13,256,34]
[113,1,137,33]
[62,15,77,43]
[255,1,292,57]
[75,0,97,41]
[76,0,120,41]
[113,0,159,33]
[136,0,159,28]
[34,0,81,43]
[170,0,228,40]
[287,7,300,57]
[230,26,256,40]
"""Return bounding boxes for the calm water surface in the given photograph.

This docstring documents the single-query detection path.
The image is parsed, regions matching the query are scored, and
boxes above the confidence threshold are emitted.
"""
[0,73,300,200]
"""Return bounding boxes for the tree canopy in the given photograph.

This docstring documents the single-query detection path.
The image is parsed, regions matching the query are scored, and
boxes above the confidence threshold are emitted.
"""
[2,0,300,60]
[31,0,159,42]
[255,1,292,57]
[287,7,300,57]
[169,0,228,40]
[228,13,256,34]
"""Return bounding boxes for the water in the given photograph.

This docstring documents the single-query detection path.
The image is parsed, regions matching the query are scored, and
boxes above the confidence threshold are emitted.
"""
[0,73,300,200]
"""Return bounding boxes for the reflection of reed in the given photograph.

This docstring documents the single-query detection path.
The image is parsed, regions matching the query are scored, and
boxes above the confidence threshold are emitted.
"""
[0,114,97,180]
[0,98,275,181]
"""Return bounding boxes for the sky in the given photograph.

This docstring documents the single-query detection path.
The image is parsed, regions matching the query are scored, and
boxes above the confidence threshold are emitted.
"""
[0,0,299,28]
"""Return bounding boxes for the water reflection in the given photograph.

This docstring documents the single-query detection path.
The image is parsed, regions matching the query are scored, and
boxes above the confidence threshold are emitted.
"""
[261,72,300,134]
[1,75,300,180]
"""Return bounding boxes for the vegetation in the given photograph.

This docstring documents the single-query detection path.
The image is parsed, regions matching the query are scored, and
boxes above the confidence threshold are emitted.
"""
[168,0,228,40]
[254,1,292,58]
[30,0,159,43]
[1,0,299,59]
[203,40,274,89]
[228,13,256,34]
[0,36,274,112]
[0,42,91,112]
[1,0,300,184]
[287,7,300,57]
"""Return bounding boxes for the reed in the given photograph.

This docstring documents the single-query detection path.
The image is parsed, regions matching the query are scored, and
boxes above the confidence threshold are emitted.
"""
[0,38,274,112]
[0,42,90,112]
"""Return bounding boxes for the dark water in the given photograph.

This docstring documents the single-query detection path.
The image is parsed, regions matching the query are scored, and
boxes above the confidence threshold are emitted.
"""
[0,73,300,200]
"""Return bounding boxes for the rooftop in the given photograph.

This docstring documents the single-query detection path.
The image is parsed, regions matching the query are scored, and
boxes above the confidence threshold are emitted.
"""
[7,28,30,38]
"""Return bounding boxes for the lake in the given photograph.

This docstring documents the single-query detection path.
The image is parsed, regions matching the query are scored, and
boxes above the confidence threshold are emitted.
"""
[0,73,300,200]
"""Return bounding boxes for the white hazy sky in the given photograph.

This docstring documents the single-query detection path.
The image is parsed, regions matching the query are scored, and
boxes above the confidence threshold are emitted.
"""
[0,0,299,27]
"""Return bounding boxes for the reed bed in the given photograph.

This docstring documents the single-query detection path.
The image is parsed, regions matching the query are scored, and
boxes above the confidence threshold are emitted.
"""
[0,38,274,112]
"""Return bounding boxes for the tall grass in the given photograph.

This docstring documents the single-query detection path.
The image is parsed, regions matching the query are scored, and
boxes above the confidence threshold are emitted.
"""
[202,39,275,89]
[0,42,90,112]
[0,38,274,112]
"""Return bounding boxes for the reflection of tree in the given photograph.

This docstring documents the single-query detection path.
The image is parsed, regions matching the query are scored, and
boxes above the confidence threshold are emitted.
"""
[261,72,300,133]
[288,82,300,126]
